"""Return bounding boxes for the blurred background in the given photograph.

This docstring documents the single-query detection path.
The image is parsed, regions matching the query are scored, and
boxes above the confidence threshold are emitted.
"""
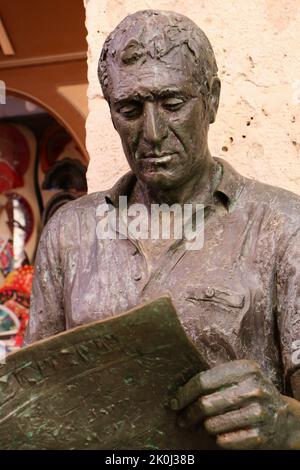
[0,0,88,350]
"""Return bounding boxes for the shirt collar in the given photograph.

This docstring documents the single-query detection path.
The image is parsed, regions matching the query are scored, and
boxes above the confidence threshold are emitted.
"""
[105,171,136,207]
[213,157,246,209]
[106,157,245,210]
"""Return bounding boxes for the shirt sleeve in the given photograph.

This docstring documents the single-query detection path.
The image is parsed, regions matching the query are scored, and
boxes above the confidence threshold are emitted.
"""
[24,213,66,344]
[276,229,300,398]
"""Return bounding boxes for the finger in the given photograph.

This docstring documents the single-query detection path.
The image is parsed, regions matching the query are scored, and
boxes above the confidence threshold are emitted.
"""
[200,360,261,394]
[175,379,264,429]
[200,377,264,417]
[217,428,264,450]
[205,403,265,435]
[176,400,205,429]
[170,373,205,411]
[170,360,260,411]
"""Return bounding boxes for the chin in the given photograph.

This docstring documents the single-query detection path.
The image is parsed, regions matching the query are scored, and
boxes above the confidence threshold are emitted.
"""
[139,170,184,191]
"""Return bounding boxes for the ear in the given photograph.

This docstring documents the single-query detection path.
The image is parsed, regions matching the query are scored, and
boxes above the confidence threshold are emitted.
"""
[208,77,221,124]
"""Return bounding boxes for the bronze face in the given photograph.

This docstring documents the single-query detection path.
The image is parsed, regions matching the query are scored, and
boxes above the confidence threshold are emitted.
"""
[110,52,214,190]
[100,11,220,192]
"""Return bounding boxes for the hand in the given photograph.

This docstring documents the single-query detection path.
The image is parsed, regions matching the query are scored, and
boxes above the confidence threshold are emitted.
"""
[170,360,292,449]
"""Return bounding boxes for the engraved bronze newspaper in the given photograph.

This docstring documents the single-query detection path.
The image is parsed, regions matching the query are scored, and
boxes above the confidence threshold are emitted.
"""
[0,296,215,450]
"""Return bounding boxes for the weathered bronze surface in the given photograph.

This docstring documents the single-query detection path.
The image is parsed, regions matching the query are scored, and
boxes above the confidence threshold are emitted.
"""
[25,10,300,449]
[0,297,216,450]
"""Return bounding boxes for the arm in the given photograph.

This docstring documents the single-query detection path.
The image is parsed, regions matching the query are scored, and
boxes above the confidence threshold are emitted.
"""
[25,213,66,344]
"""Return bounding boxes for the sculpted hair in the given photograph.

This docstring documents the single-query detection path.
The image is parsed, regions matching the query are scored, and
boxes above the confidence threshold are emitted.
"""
[98,9,218,102]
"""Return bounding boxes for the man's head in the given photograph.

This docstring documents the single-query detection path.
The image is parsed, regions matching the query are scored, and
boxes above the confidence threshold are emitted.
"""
[98,10,220,190]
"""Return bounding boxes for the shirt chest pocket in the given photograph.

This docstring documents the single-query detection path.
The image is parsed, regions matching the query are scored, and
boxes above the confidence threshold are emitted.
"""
[185,286,245,309]
[182,285,249,367]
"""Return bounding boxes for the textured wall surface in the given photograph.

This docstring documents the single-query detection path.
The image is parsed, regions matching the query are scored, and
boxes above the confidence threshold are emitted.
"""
[85,0,300,195]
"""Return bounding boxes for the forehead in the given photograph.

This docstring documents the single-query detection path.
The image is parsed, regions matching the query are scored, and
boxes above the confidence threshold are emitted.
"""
[109,47,201,102]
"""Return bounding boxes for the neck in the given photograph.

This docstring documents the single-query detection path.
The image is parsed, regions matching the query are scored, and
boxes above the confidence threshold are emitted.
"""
[132,151,218,208]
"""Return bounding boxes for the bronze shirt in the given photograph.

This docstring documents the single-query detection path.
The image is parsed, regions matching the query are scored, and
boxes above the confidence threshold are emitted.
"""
[25,158,300,396]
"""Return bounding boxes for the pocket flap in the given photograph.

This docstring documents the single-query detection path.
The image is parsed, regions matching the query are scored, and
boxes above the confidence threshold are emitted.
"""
[186,286,245,308]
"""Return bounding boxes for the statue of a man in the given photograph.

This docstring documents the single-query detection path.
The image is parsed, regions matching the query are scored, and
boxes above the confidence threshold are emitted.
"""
[26,10,300,449]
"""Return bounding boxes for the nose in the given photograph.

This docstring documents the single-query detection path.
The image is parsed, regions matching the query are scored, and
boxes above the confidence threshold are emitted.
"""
[143,101,168,146]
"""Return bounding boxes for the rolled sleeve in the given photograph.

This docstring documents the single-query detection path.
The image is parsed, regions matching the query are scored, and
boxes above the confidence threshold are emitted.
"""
[24,213,66,344]
[276,229,300,396]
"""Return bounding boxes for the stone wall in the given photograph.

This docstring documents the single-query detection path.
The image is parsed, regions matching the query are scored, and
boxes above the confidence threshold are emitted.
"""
[84,0,300,195]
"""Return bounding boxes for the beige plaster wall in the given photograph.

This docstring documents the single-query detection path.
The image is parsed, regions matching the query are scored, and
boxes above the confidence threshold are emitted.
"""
[84,0,300,196]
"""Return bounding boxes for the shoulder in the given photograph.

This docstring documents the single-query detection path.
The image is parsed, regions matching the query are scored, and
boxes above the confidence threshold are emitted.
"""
[47,191,107,225]
[40,191,108,249]
[243,177,300,229]
[216,157,300,232]
[52,191,107,217]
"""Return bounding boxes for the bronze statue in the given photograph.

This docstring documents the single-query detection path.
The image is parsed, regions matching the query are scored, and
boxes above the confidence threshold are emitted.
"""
[26,10,300,449]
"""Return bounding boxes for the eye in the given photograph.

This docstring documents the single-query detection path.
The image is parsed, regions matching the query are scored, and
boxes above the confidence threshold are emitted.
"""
[118,102,142,119]
[161,97,185,111]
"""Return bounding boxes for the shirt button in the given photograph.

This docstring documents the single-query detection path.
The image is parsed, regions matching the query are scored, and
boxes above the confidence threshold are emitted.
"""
[134,273,142,281]
[205,287,215,298]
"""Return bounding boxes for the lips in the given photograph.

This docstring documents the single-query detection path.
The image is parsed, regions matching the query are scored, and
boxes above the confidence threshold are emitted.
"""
[138,152,177,164]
